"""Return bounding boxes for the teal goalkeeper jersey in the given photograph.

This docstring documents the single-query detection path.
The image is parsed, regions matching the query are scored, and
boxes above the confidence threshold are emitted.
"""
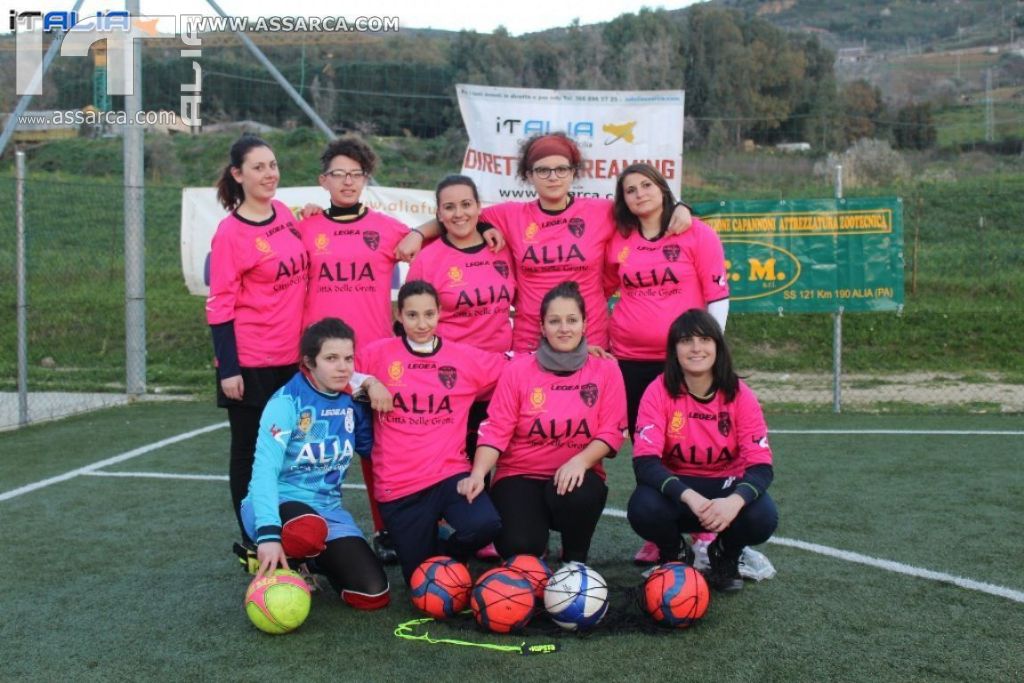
[243,371,373,543]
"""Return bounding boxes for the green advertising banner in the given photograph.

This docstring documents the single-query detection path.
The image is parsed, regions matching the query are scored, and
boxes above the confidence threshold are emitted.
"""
[693,197,905,313]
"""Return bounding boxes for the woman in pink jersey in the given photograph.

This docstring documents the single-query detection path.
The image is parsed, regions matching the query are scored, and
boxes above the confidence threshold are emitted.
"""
[605,163,730,565]
[396,133,692,354]
[207,135,308,542]
[627,309,778,592]
[407,175,516,452]
[356,280,505,583]
[460,282,627,565]
[299,135,410,564]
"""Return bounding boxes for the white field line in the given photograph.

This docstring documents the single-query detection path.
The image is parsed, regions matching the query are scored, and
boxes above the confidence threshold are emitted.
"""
[0,421,228,502]
[80,469,1024,605]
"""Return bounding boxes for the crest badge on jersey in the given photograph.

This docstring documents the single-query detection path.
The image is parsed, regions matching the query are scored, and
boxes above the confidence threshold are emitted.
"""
[493,260,510,278]
[669,410,685,434]
[568,217,585,238]
[388,360,404,383]
[529,387,546,411]
[662,244,681,262]
[315,233,330,252]
[617,246,630,264]
[363,230,380,251]
[344,408,355,433]
[717,411,732,437]
[525,222,539,242]
[579,382,599,407]
[255,237,273,255]
[447,266,463,283]
[438,365,458,389]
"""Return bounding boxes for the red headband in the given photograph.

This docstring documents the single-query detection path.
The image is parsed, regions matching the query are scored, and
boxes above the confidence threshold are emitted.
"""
[525,135,580,168]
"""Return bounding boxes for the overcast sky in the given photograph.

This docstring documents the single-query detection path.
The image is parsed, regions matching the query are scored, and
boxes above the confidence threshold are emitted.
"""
[2,0,704,36]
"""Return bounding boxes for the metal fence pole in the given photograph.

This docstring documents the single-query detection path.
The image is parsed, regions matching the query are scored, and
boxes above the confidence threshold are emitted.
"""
[124,0,146,396]
[16,151,29,426]
[833,164,843,413]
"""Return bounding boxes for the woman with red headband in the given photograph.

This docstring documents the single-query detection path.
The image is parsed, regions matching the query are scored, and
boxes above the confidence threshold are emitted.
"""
[396,133,693,355]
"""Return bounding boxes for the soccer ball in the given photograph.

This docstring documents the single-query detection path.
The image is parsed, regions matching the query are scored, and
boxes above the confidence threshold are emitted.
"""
[503,554,552,600]
[244,569,311,634]
[543,562,609,632]
[642,562,710,628]
[470,567,536,633]
[409,556,472,619]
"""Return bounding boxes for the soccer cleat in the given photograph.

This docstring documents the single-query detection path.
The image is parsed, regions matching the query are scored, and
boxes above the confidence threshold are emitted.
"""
[295,562,325,593]
[633,540,660,566]
[373,530,399,565]
[704,538,744,593]
[233,542,259,575]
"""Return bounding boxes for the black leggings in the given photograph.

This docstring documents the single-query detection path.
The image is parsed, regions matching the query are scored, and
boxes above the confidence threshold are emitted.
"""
[227,404,261,541]
[280,502,389,606]
[489,471,608,563]
[618,359,664,438]
[220,364,295,541]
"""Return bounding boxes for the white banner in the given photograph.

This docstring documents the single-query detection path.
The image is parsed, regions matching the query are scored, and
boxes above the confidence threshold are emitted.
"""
[456,84,685,204]
[181,185,435,296]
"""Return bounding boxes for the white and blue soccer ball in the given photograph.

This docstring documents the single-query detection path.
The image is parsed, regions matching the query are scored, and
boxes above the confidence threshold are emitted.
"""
[543,561,609,631]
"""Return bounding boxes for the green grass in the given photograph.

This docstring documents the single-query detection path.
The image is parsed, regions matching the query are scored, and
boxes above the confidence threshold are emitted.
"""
[1,403,1021,681]
[1,135,1022,406]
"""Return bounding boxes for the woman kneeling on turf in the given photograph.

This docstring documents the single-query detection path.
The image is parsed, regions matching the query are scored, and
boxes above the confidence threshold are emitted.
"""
[460,281,627,565]
[356,280,507,584]
[240,317,389,610]
[627,309,778,592]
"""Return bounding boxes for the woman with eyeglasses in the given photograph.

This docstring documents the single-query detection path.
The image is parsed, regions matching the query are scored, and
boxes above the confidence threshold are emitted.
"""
[396,133,693,355]
[298,135,410,565]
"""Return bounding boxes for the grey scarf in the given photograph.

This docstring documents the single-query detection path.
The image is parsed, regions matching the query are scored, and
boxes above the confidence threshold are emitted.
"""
[535,337,588,373]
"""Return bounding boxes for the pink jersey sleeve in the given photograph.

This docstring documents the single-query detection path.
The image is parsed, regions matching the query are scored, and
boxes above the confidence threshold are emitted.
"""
[405,251,426,282]
[734,381,773,467]
[632,378,668,459]
[205,222,242,325]
[475,361,520,454]
[593,359,627,452]
[692,219,730,304]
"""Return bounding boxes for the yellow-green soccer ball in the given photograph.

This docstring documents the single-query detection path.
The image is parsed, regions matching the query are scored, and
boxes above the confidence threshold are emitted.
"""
[244,569,311,634]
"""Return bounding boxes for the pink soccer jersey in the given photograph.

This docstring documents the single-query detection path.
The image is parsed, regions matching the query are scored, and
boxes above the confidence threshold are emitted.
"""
[300,209,409,344]
[481,197,616,353]
[605,218,729,361]
[407,238,516,353]
[356,336,506,502]
[205,199,307,367]
[477,354,627,484]
[632,377,772,479]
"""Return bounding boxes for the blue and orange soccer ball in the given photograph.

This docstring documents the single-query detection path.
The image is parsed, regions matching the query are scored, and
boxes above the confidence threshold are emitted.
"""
[409,556,472,619]
[543,561,609,632]
[503,554,552,600]
[471,567,536,633]
[642,562,710,628]
[244,569,312,634]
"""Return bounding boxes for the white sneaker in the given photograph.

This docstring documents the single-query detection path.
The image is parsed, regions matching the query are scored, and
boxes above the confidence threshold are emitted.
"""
[691,540,711,572]
[738,547,776,581]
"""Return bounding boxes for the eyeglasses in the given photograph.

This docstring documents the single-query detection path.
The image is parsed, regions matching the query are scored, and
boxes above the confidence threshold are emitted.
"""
[323,169,366,181]
[529,165,574,179]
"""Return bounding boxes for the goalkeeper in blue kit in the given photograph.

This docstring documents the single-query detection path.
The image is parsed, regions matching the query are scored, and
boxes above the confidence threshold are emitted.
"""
[239,317,389,610]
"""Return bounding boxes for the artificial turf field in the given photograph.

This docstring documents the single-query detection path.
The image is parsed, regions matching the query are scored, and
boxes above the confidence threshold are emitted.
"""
[1,401,1021,682]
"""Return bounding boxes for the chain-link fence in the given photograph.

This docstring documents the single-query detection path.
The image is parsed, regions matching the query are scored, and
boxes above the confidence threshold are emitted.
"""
[3,161,1021,430]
